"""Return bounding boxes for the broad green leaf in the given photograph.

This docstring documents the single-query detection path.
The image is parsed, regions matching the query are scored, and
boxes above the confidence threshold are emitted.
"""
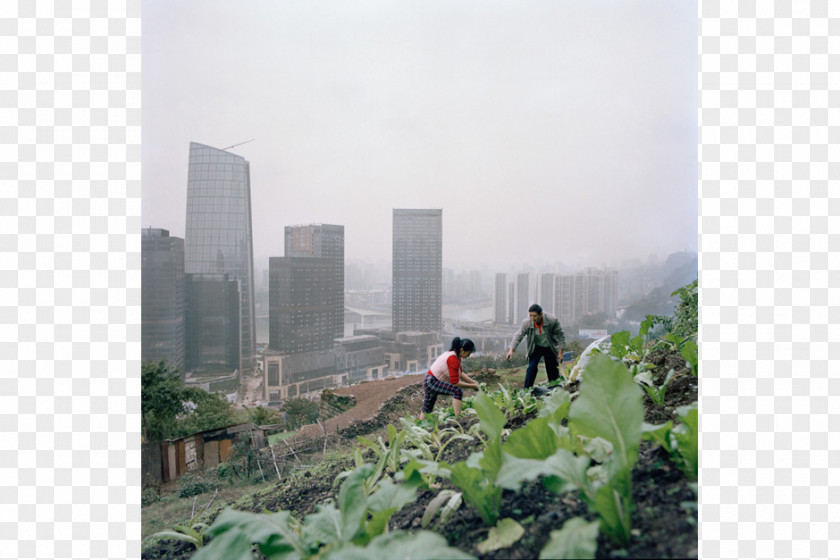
[448,461,502,526]
[322,530,475,560]
[302,502,343,546]
[363,509,396,543]
[681,340,698,376]
[538,389,571,421]
[357,435,381,455]
[501,416,564,460]
[633,370,654,387]
[151,530,200,547]
[580,436,613,463]
[496,455,550,490]
[192,531,259,560]
[673,403,698,480]
[496,449,589,492]
[472,391,506,441]
[171,525,202,542]
[479,438,503,482]
[609,331,630,359]
[568,355,644,473]
[476,518,525,554]
[641,420,674,453]
[586,467,632,547]
[639,315,655,338]
[539,517,599,559]
[399,458,451,482]
[367,477,418,515]
[195,509,304,560]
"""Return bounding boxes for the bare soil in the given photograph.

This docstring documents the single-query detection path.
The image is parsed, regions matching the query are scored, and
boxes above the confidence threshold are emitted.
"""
[142,349,698,559]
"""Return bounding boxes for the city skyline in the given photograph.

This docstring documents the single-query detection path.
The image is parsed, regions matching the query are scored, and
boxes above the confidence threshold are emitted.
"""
[142,1,697,271]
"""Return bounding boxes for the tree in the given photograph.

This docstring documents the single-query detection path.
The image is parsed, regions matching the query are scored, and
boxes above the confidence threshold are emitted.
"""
[142,360,189,442]
[173,389,241,438]
[246,405,283,427]
[281,398,320,430]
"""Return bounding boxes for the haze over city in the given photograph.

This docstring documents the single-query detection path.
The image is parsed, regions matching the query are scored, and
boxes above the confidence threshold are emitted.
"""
[142,0,696,272]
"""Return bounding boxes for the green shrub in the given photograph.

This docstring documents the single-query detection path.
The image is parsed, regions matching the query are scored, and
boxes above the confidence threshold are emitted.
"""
[178,472,217,498]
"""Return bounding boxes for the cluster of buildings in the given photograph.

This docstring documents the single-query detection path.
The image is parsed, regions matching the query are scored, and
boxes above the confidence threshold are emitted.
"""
[142,142,446,404]
[493,268,619,326]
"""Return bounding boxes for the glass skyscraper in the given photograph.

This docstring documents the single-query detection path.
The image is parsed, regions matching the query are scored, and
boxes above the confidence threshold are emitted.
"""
[392,209,442,333]
[184,142,256,370]
[141,228,185,370]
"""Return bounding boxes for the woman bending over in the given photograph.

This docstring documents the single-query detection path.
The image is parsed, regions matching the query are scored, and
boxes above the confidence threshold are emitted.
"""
[420,337,479,420]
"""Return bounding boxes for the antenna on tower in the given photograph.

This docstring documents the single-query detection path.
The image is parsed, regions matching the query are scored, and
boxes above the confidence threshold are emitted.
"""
[222,138,255,151]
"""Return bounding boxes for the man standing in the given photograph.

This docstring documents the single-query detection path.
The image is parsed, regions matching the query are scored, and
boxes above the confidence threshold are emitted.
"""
[506,304,566,389]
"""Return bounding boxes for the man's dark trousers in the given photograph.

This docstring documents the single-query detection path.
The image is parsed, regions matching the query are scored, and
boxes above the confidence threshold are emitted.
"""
[524,345,560,388]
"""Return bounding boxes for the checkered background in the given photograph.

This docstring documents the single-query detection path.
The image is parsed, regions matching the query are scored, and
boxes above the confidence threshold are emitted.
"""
[2,0,140,558]
[0,0,837,558]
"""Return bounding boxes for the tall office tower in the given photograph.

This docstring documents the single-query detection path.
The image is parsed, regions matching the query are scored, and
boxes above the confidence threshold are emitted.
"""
[284,224,345,340]
[507,282,515,324]
[537,272,556,314]
[269,257,337,354]
[141,228,185,370]
[392,209,442,333]
[184,273,241,374]
[493,273,507,323]
[514,272,530,321]
[554,274,575,325]
[184,141,256,369]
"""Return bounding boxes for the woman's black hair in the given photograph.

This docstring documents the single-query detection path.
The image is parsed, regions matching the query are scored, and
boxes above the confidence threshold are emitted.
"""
[449,337,476,354]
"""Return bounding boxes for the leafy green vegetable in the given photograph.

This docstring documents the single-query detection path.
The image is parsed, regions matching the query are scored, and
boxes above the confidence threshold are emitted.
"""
[445,459,503,526]
[476,518,525,554]
[568,355,643,474]
[538,517,599,560]
[635,368,675,406]
[672,403,698,480]
[321,530,475,560]
[681,340,698,376]
[609,331,631,360]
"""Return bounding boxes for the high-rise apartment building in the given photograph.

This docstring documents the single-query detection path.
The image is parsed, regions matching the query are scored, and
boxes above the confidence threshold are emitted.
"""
[184,141,256,370]
[392,209,442,333]
[537,272,556,315]
[184,273,240,374]
[554,268,620,324]
[141,228,185,370]
[268,256,337,354]
[514,272,530,322]
[284,224,345,341]
[507,282,515,325]
[493,273,507,324]
[554,274,574,325]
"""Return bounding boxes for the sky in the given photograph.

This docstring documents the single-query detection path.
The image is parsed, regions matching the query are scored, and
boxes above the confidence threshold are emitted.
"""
[141,0,697,272]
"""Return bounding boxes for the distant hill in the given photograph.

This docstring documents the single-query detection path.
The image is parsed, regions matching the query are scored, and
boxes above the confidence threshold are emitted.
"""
[621,252,697,323]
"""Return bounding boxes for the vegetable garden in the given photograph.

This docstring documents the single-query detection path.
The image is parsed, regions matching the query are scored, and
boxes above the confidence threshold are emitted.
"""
[143,281,698,559]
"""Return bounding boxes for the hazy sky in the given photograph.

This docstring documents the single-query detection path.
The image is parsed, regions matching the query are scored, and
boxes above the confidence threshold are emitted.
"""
[142,0,697,272]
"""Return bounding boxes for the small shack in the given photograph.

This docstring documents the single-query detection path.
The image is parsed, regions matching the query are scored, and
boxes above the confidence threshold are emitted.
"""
[143,422,267,484]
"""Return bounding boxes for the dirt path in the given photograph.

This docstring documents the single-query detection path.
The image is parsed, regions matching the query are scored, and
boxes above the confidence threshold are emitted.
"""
[295,374,425,439]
